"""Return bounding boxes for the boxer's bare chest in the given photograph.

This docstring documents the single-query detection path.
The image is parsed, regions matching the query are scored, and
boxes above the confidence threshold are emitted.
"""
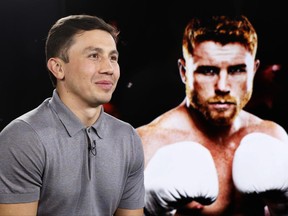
[192,137,265,215]
[165,130,266,215]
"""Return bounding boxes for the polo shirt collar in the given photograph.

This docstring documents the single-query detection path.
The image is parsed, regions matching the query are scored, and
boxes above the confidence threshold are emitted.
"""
[49,90,105,138]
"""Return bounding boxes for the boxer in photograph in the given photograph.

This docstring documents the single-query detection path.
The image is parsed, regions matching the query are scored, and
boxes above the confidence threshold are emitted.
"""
[137,15,288,215]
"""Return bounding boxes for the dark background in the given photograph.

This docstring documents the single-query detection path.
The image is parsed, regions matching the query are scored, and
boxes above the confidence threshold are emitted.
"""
[1,0,287,131]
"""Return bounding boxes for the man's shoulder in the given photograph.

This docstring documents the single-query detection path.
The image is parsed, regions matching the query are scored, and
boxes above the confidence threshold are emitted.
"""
[136,115,177,138]
[137,105,186,130]
[242,111,288,142]
[2,99,51,131]
[136,121,166,141]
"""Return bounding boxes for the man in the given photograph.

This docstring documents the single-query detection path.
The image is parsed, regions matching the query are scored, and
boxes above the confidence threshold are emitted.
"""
[137,15,288,215]
[0,15,145,216]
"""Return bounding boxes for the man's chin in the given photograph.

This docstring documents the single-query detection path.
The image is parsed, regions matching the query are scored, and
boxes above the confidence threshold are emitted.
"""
[209,116,236,126]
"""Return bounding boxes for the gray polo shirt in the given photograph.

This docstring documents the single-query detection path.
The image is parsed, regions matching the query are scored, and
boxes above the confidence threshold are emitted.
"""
[0,90,145,216]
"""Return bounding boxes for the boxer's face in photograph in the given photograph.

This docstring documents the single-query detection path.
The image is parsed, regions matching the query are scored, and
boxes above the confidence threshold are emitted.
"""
[183,41,258,126]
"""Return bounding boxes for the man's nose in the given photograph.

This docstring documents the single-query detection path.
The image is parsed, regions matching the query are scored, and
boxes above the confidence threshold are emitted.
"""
[99,58,114,74]
[215,71,230,94]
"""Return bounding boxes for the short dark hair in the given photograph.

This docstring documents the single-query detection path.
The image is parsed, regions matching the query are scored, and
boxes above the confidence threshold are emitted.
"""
[182,15,258,60]
[45,14,119,86]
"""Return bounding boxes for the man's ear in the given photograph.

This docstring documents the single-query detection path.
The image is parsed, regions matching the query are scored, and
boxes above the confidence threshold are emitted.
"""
[254,59,260,73]
[178,58,186,84]
[47,58,65,80]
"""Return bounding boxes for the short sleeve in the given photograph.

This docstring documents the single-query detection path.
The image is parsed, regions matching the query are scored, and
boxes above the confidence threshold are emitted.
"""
[118,127,145,209]
[0,119,45,203]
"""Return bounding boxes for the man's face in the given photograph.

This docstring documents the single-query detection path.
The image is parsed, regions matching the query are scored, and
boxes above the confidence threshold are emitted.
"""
[58,29,120,108]
[183,41,258,126]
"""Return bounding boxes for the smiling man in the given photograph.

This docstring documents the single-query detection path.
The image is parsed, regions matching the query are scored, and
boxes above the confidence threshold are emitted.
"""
[0,14,145,216]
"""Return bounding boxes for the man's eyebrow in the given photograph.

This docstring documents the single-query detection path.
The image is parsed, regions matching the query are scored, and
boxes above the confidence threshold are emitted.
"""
[83,46,102,53]
[228,64,247,70]
[229,64,247,68]
[196,65,219,70]
[83,46,119,56]
[110,49,119,56]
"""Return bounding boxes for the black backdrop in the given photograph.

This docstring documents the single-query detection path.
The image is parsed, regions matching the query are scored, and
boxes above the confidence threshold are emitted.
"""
[1,0,287,131]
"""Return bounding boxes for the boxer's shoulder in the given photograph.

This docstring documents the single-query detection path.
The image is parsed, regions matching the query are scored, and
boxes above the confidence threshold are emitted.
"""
[232,111,287,142]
